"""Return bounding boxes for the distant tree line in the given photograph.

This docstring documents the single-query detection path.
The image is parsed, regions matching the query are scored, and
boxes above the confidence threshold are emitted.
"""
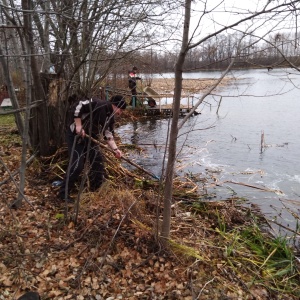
[1,0,299,157]
[133,32,300,73]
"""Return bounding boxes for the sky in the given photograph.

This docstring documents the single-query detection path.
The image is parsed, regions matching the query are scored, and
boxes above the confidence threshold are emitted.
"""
[188,0,297,39]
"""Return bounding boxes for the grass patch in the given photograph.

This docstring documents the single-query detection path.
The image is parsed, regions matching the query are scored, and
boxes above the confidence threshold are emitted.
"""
[0,114,21,146]
[215,223,300,297]
[0,114,15,127]
[240,226,297,278]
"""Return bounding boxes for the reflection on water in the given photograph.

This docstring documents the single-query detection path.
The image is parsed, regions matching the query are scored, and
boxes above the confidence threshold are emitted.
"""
[119,69,300,238]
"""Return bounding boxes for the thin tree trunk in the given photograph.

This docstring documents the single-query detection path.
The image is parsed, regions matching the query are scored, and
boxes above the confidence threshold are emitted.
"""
[0,46,24,134]
[23,0,50,156]
[13,0,33,208]
[42,0,51,73]
[161,0,191,240]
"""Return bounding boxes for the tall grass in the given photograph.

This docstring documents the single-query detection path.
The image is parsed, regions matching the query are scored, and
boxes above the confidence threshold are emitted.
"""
[217,222,300,296]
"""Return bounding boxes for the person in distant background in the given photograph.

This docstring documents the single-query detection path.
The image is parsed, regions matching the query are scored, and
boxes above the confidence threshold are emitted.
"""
[128,66,142,105]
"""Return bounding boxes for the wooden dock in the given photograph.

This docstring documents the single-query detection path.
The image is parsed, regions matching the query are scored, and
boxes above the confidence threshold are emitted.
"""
[105,86,198,117]
[144,105,194,116]
[142,86,196,116]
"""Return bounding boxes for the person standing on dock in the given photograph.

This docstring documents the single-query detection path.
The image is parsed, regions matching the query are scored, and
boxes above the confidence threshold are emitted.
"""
[128,66,142,106]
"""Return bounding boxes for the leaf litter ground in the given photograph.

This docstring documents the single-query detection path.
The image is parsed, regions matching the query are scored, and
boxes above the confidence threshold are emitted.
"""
[0,110,300,300]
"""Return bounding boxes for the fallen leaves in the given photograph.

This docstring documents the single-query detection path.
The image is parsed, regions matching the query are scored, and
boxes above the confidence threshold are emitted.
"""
[1,127,299,300]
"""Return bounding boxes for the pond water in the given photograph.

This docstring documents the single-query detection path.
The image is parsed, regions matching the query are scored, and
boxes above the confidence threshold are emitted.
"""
[118,68,300,239]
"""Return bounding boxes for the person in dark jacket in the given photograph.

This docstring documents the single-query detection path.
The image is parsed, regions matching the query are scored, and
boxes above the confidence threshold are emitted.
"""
[58,95,127,201]
[128,66,142,105]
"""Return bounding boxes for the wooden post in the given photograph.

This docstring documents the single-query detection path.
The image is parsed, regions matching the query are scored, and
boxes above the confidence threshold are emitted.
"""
[216,96,222,115]
[260,130,265,153]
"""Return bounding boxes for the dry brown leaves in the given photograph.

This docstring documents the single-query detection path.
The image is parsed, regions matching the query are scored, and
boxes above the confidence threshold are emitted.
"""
[0,130,298,300]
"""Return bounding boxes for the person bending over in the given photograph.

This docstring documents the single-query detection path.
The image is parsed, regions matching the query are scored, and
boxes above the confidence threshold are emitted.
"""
[58,95,127,201]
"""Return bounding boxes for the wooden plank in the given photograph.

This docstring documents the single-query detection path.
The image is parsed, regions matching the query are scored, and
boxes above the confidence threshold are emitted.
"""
[144,105,192,117]
[143,86,162,100]
[143,86,193,98]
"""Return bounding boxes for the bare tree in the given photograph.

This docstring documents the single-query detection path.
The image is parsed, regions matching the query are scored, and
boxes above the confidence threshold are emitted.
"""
[0,0,177,154]
[0,0,180,207]
[160,0,300,239]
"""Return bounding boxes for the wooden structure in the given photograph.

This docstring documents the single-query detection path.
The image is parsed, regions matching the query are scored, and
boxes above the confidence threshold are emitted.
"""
[143,86,195,116]
[104,85,197,117]
[145,105,194,116]
[0,98,12,110]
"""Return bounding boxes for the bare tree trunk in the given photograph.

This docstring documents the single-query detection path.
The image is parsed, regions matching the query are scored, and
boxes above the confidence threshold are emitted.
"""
[23,0,50,156]
[42,0,51,73]
[0,46,24,134]
[6,19,27,83]
[161,0,191,240]
[14,1,33,208]
[15,38,32,208]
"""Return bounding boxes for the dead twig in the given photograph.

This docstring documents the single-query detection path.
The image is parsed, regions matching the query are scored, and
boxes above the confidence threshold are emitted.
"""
[0,152,37,186]
[224,180,283,194]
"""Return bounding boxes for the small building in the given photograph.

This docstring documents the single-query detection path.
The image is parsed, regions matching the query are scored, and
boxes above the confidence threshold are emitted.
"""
[0,98,13,110]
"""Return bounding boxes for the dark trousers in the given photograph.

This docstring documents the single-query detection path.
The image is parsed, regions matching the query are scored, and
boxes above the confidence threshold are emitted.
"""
[59,129,105,198]
[129,86,137,106]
